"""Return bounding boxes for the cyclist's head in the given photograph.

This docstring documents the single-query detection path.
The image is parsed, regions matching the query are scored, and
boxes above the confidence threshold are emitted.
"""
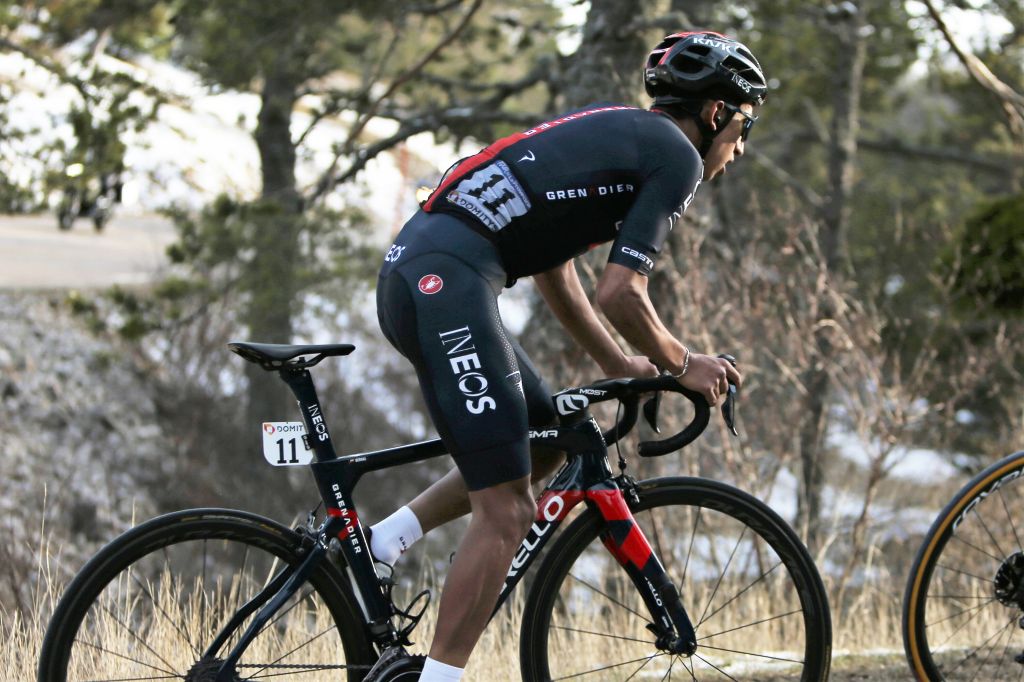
[644,31,767,170]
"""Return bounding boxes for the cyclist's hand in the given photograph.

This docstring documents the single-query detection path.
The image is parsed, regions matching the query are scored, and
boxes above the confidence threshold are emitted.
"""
[606,355,659,379]
[677,353,742,406]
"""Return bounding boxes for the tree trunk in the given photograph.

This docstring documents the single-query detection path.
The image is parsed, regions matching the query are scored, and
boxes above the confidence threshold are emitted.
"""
[245,65,302,430]
[561,0,649,109]
[797,3,867,550]
[522,0,649,388]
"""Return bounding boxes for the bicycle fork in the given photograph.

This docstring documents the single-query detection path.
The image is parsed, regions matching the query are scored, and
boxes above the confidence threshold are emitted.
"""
[591,477,698,656]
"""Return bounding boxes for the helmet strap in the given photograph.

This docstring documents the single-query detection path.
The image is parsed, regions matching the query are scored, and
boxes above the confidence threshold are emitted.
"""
[656,99,734,159]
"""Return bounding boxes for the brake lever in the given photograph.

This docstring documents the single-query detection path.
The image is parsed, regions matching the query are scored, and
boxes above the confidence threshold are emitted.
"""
[717,354,739,437]
[643,390,662,434]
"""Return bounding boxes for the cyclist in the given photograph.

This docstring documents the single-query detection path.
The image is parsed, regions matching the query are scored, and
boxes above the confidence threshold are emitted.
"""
[370,31,766,681]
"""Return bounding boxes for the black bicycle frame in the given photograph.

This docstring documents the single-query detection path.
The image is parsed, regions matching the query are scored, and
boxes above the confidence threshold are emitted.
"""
[210,365,698,678]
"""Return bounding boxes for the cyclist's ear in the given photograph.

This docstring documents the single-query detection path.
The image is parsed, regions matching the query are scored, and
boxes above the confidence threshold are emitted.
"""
[701,100,726,131]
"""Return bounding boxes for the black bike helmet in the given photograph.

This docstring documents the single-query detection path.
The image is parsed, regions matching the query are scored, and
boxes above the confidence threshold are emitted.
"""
[645,31,767,107]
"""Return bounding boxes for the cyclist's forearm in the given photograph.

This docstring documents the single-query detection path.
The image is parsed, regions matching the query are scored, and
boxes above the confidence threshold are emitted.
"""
[597,279,687,374]
[534,263,627,374]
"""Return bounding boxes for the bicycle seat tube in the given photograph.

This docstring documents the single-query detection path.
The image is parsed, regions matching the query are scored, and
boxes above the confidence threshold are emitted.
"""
[278,367,398,642]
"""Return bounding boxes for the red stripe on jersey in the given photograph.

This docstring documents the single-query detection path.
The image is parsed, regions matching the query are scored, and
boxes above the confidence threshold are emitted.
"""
[423,105,639,211]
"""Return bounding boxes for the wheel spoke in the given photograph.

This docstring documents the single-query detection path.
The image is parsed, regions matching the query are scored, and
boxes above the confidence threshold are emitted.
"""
[551,624,652,644]
[943,614,1018,679]
[693,652,741,680]
[243,621,341,680]
[935,562,997,585]
[697,525,749,628]
[697,643,805,665]
[998,487,1024,554]
[568,572,648,622]
[950,533,1008,565]
[129,569,199,657]
[96,600,180,674]
[551,653,669,680]
[698,608,804,641]
[74,637,180,678]
[698,559,784,627]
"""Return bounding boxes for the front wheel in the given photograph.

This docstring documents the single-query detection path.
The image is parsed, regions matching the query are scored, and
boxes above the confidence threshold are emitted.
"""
[38,508,375,681]
[520,477,832,681]
[903,451,1024,681]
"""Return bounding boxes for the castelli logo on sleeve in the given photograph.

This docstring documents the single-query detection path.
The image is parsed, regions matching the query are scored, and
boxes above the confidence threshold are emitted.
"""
[418,274,444,294]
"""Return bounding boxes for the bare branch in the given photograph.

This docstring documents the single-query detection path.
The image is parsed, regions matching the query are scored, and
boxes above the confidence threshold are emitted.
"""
[746,147,824,210]
[922,0,1024,140]
[307,0,484,202]
[347,0,484,150]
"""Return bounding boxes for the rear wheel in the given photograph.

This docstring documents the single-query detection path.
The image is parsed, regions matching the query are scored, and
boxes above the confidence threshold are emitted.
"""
[520,477,832,681]
[39,508,375,681]
[903,450,1024,681]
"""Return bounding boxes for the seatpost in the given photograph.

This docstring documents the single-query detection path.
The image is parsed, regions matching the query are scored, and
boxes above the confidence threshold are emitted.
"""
[278,368,338,461]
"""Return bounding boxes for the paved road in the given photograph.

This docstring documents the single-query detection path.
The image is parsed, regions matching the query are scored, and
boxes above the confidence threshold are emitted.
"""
[0,212,176,289]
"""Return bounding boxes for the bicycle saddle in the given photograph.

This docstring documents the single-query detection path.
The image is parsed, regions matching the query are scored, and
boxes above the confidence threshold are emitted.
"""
[228,341,355,370]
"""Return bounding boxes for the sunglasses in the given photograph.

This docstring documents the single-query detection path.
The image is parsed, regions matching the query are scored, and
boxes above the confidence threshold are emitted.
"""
[722,103,758,141]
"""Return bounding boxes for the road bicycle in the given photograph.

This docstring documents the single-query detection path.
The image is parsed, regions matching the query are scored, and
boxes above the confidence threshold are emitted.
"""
[39,340,832,681]
[904,449,1024,681]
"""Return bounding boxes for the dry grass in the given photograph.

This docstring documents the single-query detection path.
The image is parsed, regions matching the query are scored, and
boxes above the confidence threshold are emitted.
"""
[7,543,872,681]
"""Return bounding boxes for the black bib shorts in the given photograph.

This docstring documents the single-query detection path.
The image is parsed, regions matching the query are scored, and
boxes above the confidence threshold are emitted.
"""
[376,211,556,491]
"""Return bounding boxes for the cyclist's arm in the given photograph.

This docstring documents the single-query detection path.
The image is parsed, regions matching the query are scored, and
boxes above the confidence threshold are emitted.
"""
[595,263,740,403]
[533,260,654,378]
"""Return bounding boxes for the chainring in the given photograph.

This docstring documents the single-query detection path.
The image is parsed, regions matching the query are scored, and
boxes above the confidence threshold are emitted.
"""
[363,646,426,682]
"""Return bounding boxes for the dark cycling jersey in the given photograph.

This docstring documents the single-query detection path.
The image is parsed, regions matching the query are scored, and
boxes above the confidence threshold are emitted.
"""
[422,104,703,282]
[377,104,703,490]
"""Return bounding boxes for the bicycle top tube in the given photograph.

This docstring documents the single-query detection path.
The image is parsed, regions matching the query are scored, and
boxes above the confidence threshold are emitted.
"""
[228,340,738,470]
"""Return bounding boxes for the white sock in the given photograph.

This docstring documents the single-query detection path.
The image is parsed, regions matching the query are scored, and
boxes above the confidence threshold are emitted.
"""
[369,505,423,564]
[419,657,464,681]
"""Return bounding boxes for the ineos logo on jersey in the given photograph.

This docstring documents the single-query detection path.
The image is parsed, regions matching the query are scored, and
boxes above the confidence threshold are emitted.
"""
[439,326,496,414]
[518,150,536,163]
[418,274,443,294]
[669,178,701,231]
[384,243,405,263]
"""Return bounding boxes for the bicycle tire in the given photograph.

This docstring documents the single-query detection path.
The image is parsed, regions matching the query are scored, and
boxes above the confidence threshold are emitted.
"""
[903,450,1024,681]
[520,477,832,681]
[38,508,375,682]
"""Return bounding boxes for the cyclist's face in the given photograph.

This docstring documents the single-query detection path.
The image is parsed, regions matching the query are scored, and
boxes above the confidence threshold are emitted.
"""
[702,102,754,181]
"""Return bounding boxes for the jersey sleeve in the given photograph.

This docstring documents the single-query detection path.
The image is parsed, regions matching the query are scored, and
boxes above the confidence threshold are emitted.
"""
[607,119,703,276]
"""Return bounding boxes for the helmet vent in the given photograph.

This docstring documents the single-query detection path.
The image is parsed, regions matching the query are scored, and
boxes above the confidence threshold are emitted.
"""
[723,55,762,82]
[688,45,712,57]
[672,54,707,74]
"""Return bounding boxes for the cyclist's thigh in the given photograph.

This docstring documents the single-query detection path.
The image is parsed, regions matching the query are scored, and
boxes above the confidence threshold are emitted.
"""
[507,336,557,428]
[378,252,530,491]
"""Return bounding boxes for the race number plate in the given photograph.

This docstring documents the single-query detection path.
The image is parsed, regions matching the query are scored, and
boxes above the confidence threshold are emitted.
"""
[261,422,313,466]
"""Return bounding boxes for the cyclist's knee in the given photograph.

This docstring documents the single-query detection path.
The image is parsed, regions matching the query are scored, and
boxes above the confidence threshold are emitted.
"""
[469,476,535,539]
